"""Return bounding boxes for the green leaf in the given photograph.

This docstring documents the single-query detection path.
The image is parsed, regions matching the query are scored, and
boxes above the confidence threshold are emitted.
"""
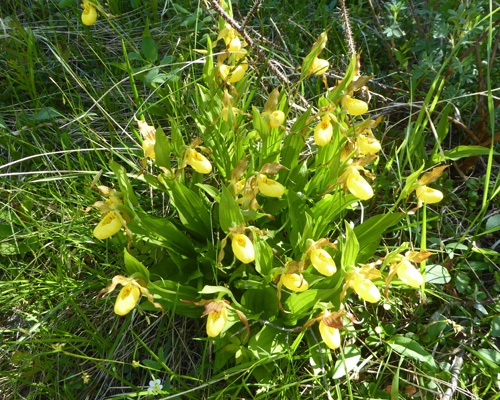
[387,335,437,370]
[354,213,405,264]
[341,222,359,269]
[196,183,221,202]
[491,316,500,337]
[300,31,328,81]
[147,280,201,317]
[169,117,185,157]
[425,264,451,285]
[219,185,243,233]
[203,35,215,90]
[241,287,278,319]
[485,214,500,235]
[431,145,499,163]
[311,192,358,239]
[248,325,287,358]
[165,180,211,237]
[398,164,425,203]
[124,249,150,282]
[154,126,171,169]
[254,235,273,277]
[285,289,334,315]
[252,106,269,138]
[332,345,361,379]
[141,21,158,62]
[109,160,139,206]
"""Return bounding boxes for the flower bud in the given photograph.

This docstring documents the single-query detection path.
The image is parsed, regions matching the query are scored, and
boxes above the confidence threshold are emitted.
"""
[396,259,423,287]
[231,233,255,264]
[309,58,329,75]
[352,276,380,303]
[206,306,228,337]
[282,273,309,292]
[416,185,443,204]
[114,284,141,316]
[314,116,333,146]
[93,211,122,240]
[257,174,285,197]
[81,2,97,26]
[186,148,212,174]
[309,248,337,276]
[342,95,368,116]
[319,320,341,349]
[357,134,381,155]
[346,168,373,200]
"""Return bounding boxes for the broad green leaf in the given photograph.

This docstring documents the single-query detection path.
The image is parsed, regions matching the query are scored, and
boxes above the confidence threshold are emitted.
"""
[124,249,150,282]
[132,214,195,257]
[109,160,139,206]
[326,54,357,103]
[425,264,451,284]
[285,289,334,315]
[165,180,211,237]
[254,235,273,277]
[199,285,232,296]
[431,145,499,163]
[311,192,358,239]
[354,212,405,264]
[341,222,359,269]
[332,345,361,379]
[169,117,185,157]
[154,126,171,169]
[197,183,221,202]
[287,190,308,251]
[485,214,500,235]
[248,325,287,358]
[252,106,269,138]
[241,287,278,319]
[219,185,243,233]
[141,21,158,62]
[147,280,200,317]
[461,345,500,372]
[203,35,215,90]
[491,316,500,337]
[387,335,437,370]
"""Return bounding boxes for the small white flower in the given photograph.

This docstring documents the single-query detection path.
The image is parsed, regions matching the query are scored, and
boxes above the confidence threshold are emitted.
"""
[148,378,163,392]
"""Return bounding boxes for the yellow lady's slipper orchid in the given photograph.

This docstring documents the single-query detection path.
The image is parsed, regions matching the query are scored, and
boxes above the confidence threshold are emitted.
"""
[267,110,285,129]
[114,283,141,316]
[219,63,247,83]
[395,258,423,287]
[384,248,433,297]
[186,148,212,174]
[281,273,309,292]
[225,28,241,52]
[231,233,255,264]
[357,134,381,155]
[81,1,97,26]
[309,248,336,276]
[206,305,228,337]
[342,95,368,116]
[416,185,443,204]
[257,174,285,197]
[135,118,156,160]
[308,58,329,75]
[98,275,164,317]
[346,167,373,200]
[93,211,123,239]
[340,263,382,304]
[314,116,333,147]
[352,275,380,303]
[319,319,341,350]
